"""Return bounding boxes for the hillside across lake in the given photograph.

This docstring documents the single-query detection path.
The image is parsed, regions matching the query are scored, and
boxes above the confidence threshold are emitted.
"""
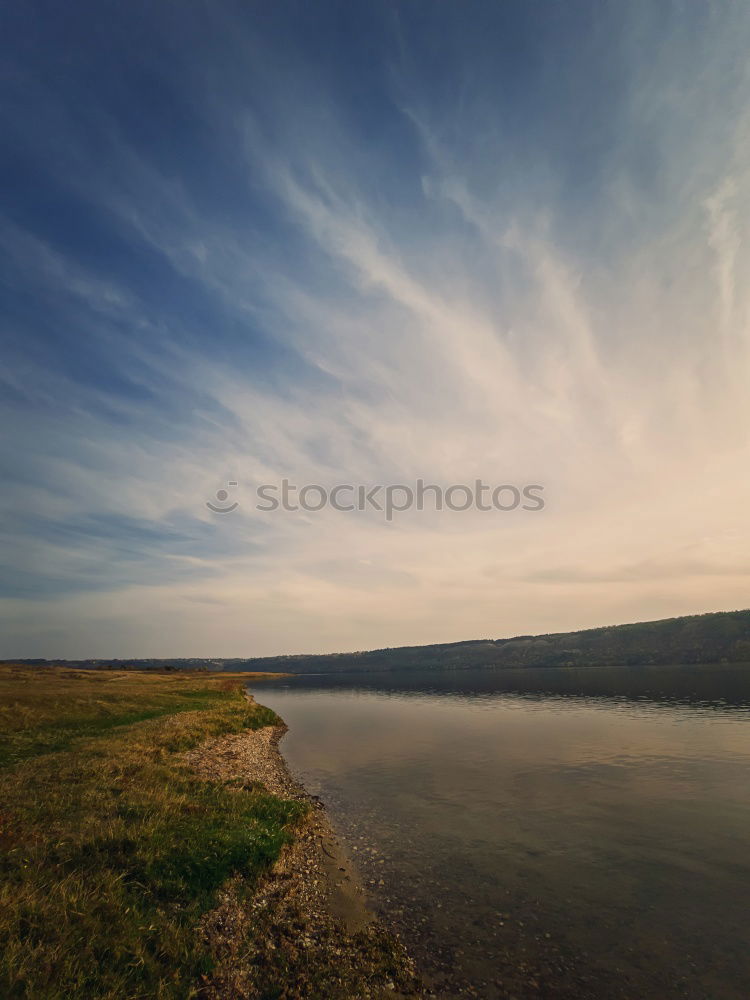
[17,609,750,674]
[230,609,750,673]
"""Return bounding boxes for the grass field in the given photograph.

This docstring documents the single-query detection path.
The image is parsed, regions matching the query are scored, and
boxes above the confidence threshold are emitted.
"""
[0,666,304,999]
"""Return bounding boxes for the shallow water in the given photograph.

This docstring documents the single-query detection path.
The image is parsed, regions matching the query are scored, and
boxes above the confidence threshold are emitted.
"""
[251,664,750,999]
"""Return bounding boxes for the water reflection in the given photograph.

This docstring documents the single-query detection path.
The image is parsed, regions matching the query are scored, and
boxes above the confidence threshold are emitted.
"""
[251,664,750,999]
[256,661,750,708]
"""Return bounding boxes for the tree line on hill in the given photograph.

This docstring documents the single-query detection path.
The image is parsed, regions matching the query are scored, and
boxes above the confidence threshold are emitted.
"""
[13,609,749,674]
[228,609,750,673]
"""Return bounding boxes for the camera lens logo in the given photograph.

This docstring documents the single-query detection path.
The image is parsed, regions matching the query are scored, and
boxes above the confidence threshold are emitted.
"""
[206,481,239,514]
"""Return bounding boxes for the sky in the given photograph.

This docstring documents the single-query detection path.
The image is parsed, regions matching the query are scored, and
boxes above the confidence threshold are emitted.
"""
[1,0,749,659]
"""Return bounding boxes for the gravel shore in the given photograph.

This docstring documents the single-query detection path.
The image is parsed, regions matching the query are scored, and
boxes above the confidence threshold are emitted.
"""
[182,699,425,999]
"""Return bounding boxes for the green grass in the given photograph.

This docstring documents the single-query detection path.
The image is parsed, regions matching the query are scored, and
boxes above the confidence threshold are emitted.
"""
[0,667,304,999]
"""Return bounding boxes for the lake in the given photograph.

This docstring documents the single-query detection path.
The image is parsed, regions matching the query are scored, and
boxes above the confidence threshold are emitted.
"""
[251,664,750,999]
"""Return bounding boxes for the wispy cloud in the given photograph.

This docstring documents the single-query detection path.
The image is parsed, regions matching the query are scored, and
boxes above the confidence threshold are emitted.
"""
[1,0,749,656]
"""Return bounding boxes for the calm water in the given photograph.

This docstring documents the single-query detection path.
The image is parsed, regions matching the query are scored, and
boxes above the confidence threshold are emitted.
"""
[251,664,750,999]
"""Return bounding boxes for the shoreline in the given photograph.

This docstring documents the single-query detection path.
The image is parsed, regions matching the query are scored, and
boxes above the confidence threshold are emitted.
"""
[0,666,424,998]
[183,694,425,998]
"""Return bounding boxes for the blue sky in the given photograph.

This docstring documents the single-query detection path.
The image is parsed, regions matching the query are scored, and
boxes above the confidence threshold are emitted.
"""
[2,1,749,658]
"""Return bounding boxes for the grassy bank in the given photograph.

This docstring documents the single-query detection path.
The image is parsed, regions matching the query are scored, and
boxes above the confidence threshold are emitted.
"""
[0,666,305,999]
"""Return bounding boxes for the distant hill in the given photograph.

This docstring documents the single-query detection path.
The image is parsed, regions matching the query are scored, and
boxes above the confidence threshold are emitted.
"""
[13,609,750,674]
[226,609,750,673]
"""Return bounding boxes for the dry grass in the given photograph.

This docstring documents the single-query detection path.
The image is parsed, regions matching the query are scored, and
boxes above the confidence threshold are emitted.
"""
[0,667,305,999]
